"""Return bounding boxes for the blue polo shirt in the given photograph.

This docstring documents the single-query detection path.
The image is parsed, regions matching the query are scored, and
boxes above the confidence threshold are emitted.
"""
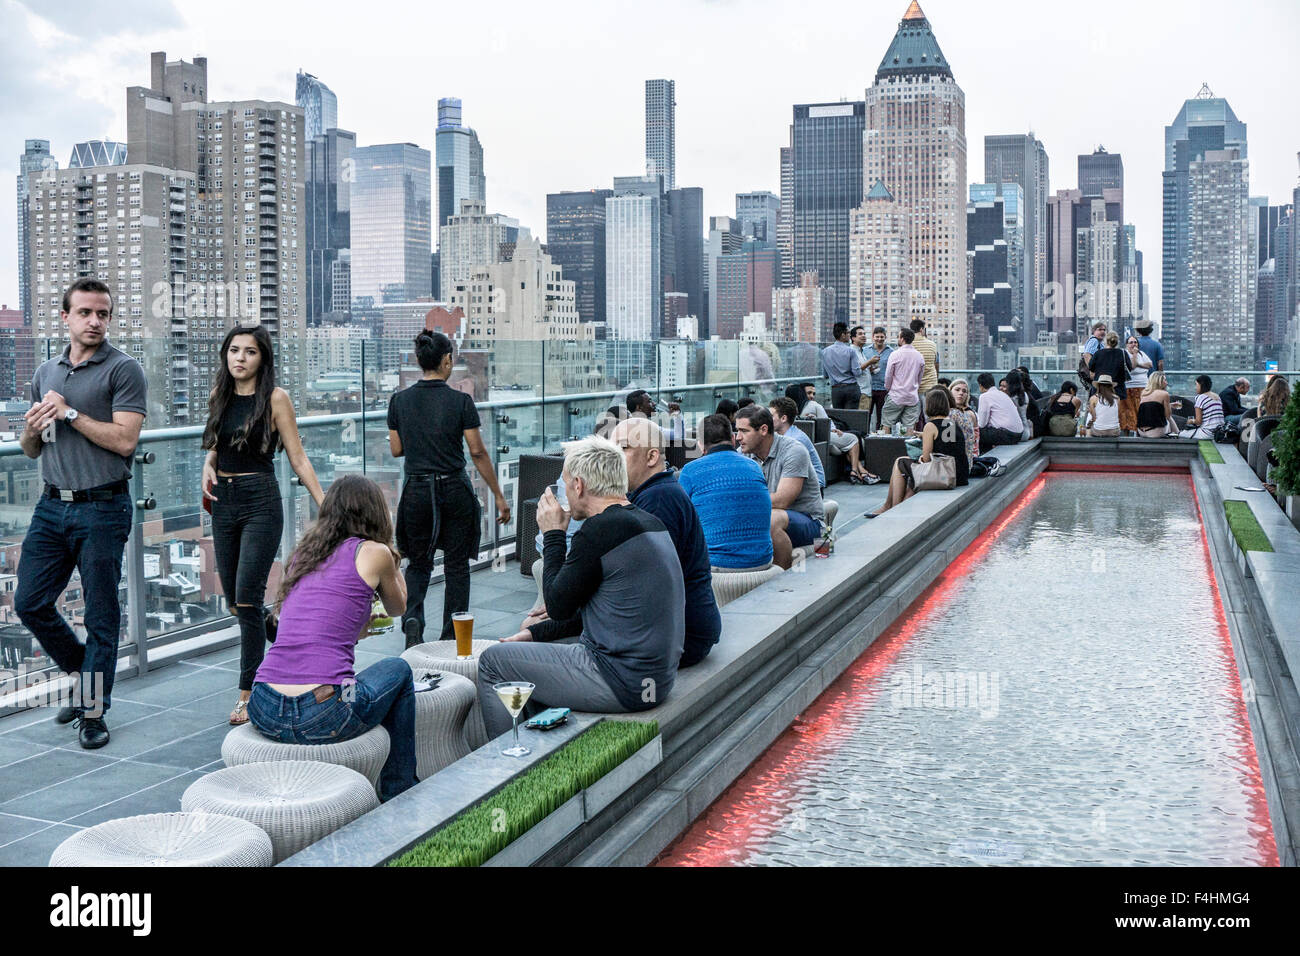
[678,446,773,570]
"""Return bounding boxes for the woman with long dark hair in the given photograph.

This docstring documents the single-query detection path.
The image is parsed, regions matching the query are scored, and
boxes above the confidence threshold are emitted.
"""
[387,331,510,648]
[248,474,415,802]
[202,324,324,726]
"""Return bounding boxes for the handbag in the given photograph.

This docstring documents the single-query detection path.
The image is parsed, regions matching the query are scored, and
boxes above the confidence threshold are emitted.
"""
[911,453,957,491]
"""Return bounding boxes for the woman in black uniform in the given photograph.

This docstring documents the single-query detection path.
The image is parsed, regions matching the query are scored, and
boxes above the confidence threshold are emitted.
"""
[201,324,324,725]
[388,331,510,648]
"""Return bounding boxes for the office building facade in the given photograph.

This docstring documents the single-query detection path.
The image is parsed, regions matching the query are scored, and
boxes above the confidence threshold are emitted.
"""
[863,2,967,362]
[668,186,704,324]
[773,271,835,343]
[736,191,780,242]
[435,98,486,232]
[449,236,587,341]
[605,175,663,340]
[546,189,612,325]
[849,180,910,335]
[645,79,676,190]
[304,128,355,322]
[790,101,864,332]
[1187,148,1254,368]
[1162,87,1248,367]
[713,242,780,340]
[985,133,1049,336]
[18,139,54,326]
[295,70,338,140]
[437,199,524,303]
[351,143,432,309]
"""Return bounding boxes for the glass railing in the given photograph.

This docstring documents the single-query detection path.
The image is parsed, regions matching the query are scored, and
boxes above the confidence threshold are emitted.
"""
[0,335,833,705]
[944,369,1297,400]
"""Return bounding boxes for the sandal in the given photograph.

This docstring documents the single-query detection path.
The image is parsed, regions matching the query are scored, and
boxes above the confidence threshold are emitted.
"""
[862,473,882,485]
[229,699,250,726]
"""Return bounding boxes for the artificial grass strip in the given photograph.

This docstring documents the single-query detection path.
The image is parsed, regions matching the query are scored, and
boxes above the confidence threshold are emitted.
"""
[1224,500,1273,553]
[1199,441,1224,465]
[389,719,658,867]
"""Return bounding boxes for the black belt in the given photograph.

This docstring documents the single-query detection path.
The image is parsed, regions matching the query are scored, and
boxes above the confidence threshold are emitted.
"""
[407,472,462,482]
[45,480,129,502]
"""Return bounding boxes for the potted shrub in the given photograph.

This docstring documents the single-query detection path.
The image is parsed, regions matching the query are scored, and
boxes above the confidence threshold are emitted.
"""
[1270,389,1300,528]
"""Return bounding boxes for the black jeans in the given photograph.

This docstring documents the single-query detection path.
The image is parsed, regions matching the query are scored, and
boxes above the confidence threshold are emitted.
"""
[831,383,861,410]
[211,473,284,691]
[871,389,888,430]
[15,491,132,714]
[978,427,1021,454]
[397,471,481,642]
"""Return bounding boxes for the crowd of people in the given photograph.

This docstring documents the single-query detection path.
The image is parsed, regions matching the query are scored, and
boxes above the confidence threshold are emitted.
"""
[14,279,1295,805]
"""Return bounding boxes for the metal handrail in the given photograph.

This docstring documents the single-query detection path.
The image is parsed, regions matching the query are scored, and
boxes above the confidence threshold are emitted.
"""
[0,373,821,457]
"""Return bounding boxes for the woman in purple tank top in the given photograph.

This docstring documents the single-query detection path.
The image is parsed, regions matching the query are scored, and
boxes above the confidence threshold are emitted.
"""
[247,474,417,802]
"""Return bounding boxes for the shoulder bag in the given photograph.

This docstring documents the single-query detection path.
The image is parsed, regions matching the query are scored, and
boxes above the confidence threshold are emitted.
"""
[911,453,957,491]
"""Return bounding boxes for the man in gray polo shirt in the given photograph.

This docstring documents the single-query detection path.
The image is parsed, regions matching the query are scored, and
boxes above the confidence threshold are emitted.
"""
[15,278,147,749]
[735,404,823,570]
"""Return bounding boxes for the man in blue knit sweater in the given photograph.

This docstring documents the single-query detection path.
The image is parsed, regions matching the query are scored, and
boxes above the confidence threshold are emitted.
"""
[610,418,721,667]
[678,414,773,572]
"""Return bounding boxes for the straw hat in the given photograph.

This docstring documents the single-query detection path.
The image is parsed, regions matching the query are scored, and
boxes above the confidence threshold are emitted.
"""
[1094,374,1115,386]
[1134,317,1154,333]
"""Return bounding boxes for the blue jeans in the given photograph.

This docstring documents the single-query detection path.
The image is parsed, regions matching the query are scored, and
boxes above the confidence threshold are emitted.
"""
[247,657,418,802]
[15,493,132,715]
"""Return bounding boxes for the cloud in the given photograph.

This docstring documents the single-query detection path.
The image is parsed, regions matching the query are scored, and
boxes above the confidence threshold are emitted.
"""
[15,0,184,36]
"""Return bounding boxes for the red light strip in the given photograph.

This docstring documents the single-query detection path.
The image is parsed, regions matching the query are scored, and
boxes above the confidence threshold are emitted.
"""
[656,475,1048,866]
[1187,474,1279,866]
[657,472,1278,867]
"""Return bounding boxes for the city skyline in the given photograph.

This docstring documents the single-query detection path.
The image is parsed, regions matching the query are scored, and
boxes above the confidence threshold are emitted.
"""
[2,0,1298,328]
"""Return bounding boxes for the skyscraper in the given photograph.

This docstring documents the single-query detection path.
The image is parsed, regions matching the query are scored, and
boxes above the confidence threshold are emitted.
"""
[435,98,486,232]
[304,128,355,322]
[606,174,663,339]
[17,139,54,326]
[863,1,967,362]
[295,70,338,140]
[1187,148,1254,367]
[546,189,612,324]
[736,191,780,242]
[1162,86,1248,367]
[985,133,1049,337]
[790,100,865,333]
[849,180,909,333]
[778,139,794,289]
[706,215,743,336]
[773,272,835,343]
[713,242,780,340]
[449,236,587,341]
[668,186,704,324]
[1078,147,1124,206]
[967,182,1025,360]
[437,199,525,303]
[1074,195,1123,329]
[1045,188,1083,336]
[645,79,676,191]
[351,143,432,308]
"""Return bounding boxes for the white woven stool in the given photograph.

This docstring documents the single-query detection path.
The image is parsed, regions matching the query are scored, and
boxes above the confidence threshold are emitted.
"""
[181,761,378,864]
[49,812,272,867]
[711,564,785,607]
[402,640,497,750]
[222,721,390,790]
[410,672,476,779]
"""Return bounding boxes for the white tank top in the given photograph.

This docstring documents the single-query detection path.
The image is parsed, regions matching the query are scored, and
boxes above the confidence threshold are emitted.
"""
[1092,395,1120,431]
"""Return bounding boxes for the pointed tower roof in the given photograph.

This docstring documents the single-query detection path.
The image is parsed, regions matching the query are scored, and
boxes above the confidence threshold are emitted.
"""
[865,179,896,201]
[875,2,953,82]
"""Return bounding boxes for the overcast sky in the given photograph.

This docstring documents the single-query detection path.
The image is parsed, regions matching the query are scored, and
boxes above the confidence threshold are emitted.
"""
[2,0,1298,323]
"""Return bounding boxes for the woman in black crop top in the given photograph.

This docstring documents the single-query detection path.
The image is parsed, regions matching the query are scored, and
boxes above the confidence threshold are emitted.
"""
[201,325,324,726]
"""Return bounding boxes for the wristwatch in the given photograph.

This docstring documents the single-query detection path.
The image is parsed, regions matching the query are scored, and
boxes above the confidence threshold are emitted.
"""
[64,408,79,423]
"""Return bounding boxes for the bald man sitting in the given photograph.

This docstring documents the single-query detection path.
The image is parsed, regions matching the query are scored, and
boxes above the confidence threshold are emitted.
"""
[609,418,721,668]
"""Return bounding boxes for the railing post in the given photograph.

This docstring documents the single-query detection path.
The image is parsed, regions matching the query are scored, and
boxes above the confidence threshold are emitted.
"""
[126,455,149,673]
[278,452,297,561]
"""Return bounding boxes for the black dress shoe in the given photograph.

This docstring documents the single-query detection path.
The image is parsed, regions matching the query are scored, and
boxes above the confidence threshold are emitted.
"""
[56,706,82,725]
[403,618,423,650]
[76,716,110,750]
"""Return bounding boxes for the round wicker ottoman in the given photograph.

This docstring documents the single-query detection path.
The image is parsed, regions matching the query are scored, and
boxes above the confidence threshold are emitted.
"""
[402,640,497,750]
[410,672,476,779]
[181,761,378,863]
[711,564,785,607]
[221,721,390,790]
[49,812,272,867]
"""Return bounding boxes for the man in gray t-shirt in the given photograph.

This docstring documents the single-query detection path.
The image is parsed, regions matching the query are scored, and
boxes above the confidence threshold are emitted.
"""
[735,405,823,570]
[15,279,147,749]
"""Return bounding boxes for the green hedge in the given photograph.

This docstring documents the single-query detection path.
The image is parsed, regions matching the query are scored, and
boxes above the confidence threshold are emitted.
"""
[389,719,658,867]
[1223,500,1273,553]
[1199,440,1224,465]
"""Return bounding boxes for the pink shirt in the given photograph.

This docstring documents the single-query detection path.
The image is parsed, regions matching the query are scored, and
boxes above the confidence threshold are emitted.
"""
[884,344,924,407]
